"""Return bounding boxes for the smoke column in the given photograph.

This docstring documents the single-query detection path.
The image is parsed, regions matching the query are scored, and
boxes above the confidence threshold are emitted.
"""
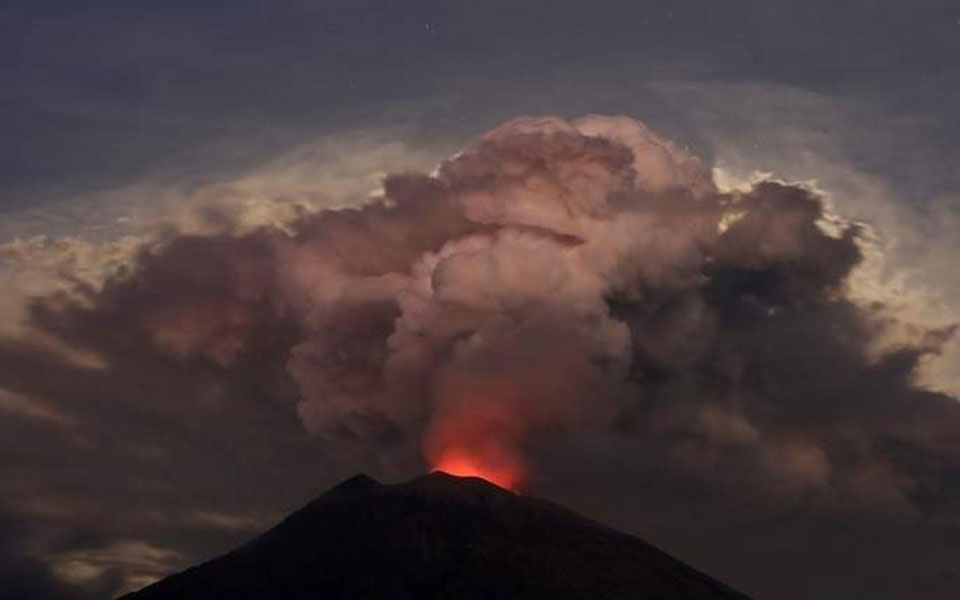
[35,115,958,506]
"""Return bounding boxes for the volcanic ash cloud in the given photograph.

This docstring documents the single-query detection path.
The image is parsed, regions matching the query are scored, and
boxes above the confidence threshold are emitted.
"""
[34,115,960,506]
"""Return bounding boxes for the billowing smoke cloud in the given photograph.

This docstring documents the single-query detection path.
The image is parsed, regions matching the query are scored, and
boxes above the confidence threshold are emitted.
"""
[32,115,959,489]
[9,115,960,598]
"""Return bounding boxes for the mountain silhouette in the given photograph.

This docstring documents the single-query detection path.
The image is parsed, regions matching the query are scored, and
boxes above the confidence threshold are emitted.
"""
[119,472,752,599]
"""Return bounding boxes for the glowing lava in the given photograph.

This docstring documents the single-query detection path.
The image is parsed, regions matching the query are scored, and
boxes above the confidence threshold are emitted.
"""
[431,447,521,491]
[424,394,526,491]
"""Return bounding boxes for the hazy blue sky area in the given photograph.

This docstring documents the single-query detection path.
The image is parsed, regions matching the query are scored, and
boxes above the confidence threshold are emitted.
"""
[3,2,960,600]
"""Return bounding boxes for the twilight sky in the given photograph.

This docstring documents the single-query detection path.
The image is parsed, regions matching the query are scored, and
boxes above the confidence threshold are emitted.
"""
[3,2,960,599]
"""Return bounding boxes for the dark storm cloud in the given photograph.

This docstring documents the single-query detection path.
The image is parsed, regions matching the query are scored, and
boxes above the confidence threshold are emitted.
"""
[0,322,359,596]
[3,0,959,212]
[3,115,960,598]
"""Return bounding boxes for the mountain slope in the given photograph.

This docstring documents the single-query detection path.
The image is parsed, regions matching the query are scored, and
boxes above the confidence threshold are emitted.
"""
[120,472,752,599]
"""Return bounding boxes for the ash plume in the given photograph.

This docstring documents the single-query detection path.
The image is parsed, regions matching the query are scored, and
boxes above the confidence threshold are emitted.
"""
[11,115,960,597]
[28,115,959,497]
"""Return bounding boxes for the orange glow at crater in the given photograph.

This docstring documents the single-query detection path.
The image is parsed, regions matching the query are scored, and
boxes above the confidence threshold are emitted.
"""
[424,390,527,491]
[431,447,521,491]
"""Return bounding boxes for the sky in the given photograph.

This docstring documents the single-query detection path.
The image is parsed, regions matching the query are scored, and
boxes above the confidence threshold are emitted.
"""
[2,2,960,599]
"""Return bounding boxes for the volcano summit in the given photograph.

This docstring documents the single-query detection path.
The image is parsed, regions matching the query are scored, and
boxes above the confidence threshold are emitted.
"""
[120,472,751,600]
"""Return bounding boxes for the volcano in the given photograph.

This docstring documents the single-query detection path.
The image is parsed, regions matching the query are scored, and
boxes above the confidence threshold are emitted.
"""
[119,473,751,599]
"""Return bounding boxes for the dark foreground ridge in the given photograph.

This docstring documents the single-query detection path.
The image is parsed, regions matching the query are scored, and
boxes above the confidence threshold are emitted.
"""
[120,472,752,599]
